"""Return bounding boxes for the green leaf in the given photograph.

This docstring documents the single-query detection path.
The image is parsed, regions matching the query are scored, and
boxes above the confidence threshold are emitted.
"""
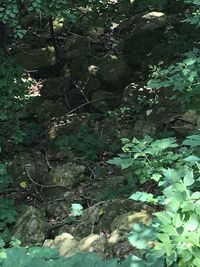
[70,203,83,216]
[185,214,199,232]
[128,223,157,250]
[0,239,5,249]
[183,135,200,147]
[182,200,195,211]
[191,192,200,200]
[130,192,158,203]
[172,214,182,228]
[155,211,172,224]
[157,234,173,257]
[151,173,162,182]
[183,170,194,186]
[28,246,59,260]
[184,155,200,164]
[183,58,196,66]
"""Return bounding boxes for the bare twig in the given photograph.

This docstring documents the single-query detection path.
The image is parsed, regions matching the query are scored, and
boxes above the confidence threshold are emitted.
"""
[67,99,100,115]
[44,148,52,170]
[24,167,68,189]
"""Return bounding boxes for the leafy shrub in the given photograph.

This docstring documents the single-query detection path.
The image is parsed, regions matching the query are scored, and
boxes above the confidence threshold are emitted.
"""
[0,246,164,267]
[129,165,200,266]
[56,127,119,161]
[0,199,17,243]
[0,164,12,193]
[107,136,185,183]
[109,134,200,266]
[184,0,200,26]
[133,0,167,11]
[0,51,31,147]
[148,48,200,113]
[147,0,200,114]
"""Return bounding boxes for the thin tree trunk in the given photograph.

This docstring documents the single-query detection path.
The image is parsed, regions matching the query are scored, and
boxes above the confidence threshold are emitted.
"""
[0,22,7,51]
[48,16,60,63]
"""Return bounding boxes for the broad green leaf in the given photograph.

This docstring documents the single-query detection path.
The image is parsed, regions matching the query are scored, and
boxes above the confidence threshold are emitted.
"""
[163,169,179,183]
[185,214,199,232]
[183,58,196,66]
[130,192,158,203]
[183,170,194,186]
[191,192,200,200]
[128,223,157,250]
[157,234,173,257]
[180,249,193,262]
[107,157,134,169]
[70,203,83,216]
[155,211,172,224]
[184,155,200,164]
[183,135,200,147]
[151,173,162,182]
[172,214,182,228]
[187,232,200,246]
[182,200,195,211]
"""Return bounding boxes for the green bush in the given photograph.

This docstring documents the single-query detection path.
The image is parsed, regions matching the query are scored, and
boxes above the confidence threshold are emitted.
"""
[0,51,31,147]
[109,134,200,266]
[0,246,165,267]
[56,126,119,161]
[148,48,200,113]
[0,199,17,243]
[107,136,185,184]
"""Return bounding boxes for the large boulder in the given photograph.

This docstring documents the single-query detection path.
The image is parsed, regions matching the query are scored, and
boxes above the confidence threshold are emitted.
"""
[42,162,85,203]
[13,46,55,69]
[12,206,48,246]
[8,151,48,188]
[64,35,90,52]
[47,162,86,188]
[70,199,154,239]
[40,77,70,99]
[44,233,79,257]
[47,113,93,140]
[91,90,118,112]
[123,12,166,72]
[98,58,131,93]
[133,120,157,137]
[36,99,68,123]
[44,233,106,258]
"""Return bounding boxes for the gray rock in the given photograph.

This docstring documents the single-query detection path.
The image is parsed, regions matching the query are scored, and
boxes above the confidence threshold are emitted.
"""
[123,12,167,72]
[44,233,79,257]
[44,233,106,258]
[99,58,131,93]
[13,47,55,69]
[79,234,106,257]
[12,206,48,246]
[133,120,157,137]
[8,151,48,188]
[48,162,86,188]
[64,35,90,51]
[91,90,117,112]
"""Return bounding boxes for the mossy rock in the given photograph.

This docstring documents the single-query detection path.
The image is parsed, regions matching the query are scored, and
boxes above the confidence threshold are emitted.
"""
[123,28,165,70]
[47,162,86,188]
[98,58,131,93]
[91,90,118,112]
[13,47,55,69]
[11,206,48,246]
[36,99,68,123]
[71,199,155,239]
[47,113,94,140]
[41,77,70,99]
[64,35,90,52]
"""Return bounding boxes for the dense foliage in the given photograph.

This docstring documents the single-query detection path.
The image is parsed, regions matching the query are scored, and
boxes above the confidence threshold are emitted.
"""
[1,0,200,266]
[109,134,200,266]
